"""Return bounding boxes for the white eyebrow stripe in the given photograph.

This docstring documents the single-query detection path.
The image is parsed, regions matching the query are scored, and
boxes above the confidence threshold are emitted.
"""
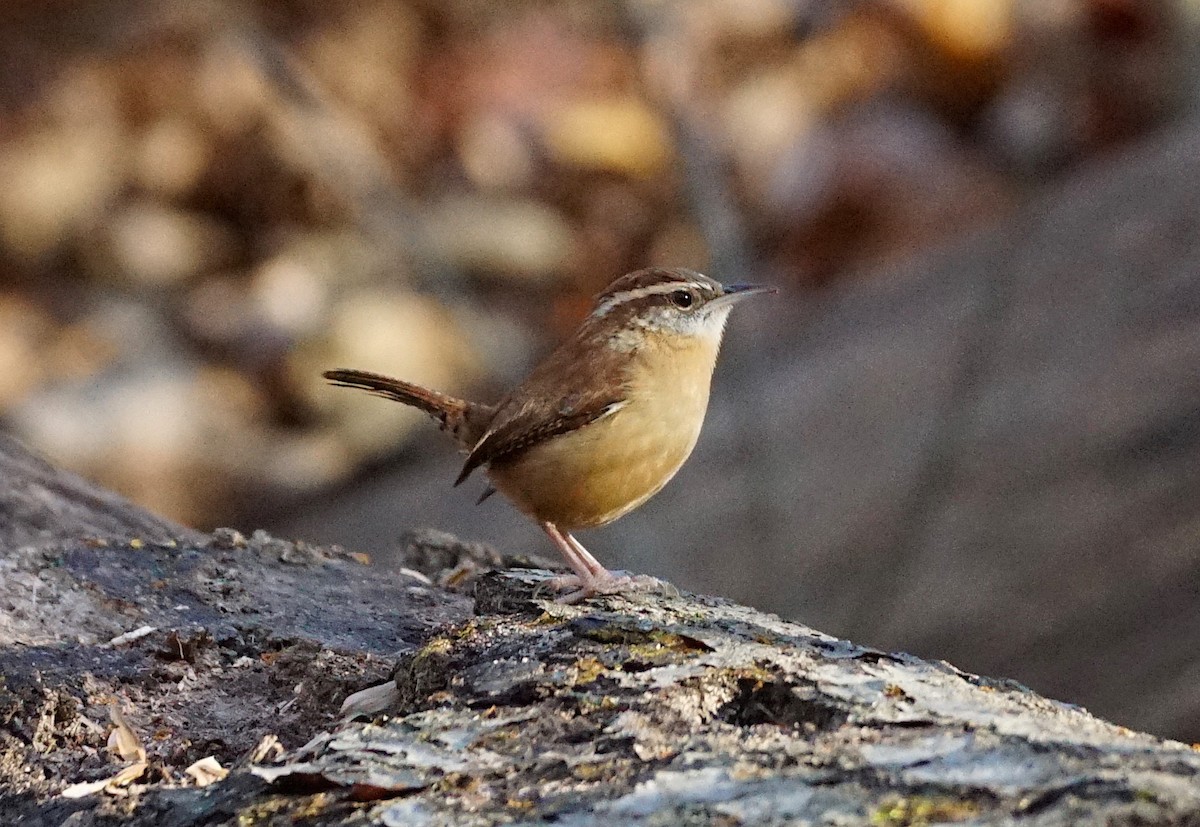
[591,281,709,317]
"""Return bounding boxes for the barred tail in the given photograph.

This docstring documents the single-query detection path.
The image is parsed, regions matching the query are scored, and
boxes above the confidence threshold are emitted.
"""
[323,369,486,448]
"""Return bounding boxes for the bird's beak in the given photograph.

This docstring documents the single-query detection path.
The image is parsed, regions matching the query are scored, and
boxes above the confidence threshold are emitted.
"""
[712,282,776,308]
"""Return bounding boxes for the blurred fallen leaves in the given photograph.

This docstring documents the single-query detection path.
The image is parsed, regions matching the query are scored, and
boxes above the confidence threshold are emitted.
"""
[0,0,1185,526]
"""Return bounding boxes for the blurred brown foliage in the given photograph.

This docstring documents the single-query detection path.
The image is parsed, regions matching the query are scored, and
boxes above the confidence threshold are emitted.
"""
[0,0,1187,526]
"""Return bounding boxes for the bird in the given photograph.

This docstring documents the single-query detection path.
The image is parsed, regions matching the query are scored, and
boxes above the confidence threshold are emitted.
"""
[324,267,772,602]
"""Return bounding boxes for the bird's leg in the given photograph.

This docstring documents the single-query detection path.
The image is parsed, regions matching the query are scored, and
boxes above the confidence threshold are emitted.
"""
[561,530,610,579]
[539,523,675,604]
[540,522,610,584]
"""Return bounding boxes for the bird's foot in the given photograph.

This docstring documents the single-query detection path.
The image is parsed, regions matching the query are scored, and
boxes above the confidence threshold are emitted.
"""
[544,570,678,604]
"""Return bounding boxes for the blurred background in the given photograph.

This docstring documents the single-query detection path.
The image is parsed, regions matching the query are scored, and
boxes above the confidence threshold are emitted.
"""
[2,0,1199,740]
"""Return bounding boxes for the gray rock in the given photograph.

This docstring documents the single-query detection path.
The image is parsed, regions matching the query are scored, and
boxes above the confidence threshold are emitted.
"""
[1,436,1199,825]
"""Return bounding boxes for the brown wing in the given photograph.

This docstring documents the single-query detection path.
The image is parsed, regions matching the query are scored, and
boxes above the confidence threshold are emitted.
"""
[454,330,630,486]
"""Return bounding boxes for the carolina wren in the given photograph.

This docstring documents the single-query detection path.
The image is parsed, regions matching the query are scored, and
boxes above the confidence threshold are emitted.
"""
[324,267,772,602]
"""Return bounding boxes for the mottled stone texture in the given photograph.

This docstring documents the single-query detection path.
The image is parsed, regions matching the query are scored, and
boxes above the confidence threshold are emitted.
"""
[2,436,1199,825]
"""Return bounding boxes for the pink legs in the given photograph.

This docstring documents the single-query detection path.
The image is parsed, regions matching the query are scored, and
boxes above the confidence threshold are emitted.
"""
[540,523,612,602]
[538,523,672,604]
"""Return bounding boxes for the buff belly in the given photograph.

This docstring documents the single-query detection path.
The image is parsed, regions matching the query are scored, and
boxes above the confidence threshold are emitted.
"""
[486,341,716,530]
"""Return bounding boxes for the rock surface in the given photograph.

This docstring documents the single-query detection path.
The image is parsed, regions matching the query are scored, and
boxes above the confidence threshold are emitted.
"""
[2,436,1200,825]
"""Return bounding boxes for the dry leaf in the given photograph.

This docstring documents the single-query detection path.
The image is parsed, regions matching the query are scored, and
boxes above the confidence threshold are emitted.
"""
[542,98,672,178]
[107,625,157,647]
[59,760,148,799]
[59,779,110,799]
[184,756,228,786]
[106,704,146,762]
[109,760,148,787]
[248,733,286,764]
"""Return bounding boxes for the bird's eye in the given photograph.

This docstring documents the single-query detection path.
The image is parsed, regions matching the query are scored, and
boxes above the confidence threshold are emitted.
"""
[670,290,694,309]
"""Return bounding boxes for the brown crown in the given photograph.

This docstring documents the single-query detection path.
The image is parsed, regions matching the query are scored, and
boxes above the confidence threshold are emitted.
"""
[594,267,721,305]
